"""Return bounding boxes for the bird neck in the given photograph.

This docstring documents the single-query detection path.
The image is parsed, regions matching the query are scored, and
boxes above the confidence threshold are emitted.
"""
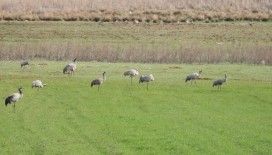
[18,89,23,94]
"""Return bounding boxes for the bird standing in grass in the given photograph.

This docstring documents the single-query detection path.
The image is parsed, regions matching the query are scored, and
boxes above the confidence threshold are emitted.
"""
[5,87,23,112]
[124,69,139,85]
[91,72,106,91]
[213,74,227,90]
[20,61,29,68]
[185,70,202,85]
[32,80,46,89]
[139,74,154,90]
[63,58,77,74]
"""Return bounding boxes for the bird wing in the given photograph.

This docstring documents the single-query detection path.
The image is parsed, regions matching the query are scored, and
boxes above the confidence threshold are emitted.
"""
[5,95,13,105]
[91,79,101,86]
[149,74,154,81]
[9,93,21,101]
[34,80,43,86]
[139,75,151,83]
[186,74,194,81]
[192,72,199,77]
[213,79,222,85]
[124,71,130,76]
[63,65,72,73]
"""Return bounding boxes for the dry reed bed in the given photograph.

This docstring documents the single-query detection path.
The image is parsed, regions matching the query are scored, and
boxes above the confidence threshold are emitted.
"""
[0,43,271,65]
[0,0,271,22]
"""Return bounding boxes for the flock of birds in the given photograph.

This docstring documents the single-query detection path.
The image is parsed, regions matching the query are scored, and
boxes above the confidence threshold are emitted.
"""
[5,59,227,111]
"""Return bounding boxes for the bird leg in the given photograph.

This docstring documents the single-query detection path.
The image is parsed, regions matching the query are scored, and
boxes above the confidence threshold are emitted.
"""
[147,83,149,90]
[98,85,100,91]
[130,77,133,85]
[13,104,16,113]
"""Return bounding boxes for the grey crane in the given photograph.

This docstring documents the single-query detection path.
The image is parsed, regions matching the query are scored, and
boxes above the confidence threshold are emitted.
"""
[185,70,202,85]
[139,74,154,90]
[5,87,23,112]
[63,58,77,74]
[91,72,106,91]
[213,74,227,90]
[123,69,139,85]
[20,61,29,68]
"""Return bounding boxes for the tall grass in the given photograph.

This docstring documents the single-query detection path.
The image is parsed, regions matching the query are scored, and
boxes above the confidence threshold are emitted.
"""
[0,42,271,64]
[1,0,271,11]
[0,0,271,21]
[0,21,271,64]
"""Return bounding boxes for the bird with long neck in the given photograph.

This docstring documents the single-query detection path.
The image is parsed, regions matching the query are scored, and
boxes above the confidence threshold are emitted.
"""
[124,69,139,85]
[91,72,106,91]
[63,58,77,74]
[185,70,202,85]
[5,87,23,112]
[139,74,154,90]
[212,74,227,90]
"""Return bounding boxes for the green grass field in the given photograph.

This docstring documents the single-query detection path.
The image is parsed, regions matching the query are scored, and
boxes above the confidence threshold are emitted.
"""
[0,61,271,154]
[1,21,271,48]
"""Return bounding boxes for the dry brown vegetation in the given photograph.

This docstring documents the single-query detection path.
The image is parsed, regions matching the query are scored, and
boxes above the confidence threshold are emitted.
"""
[0,21,271,65]
[0,0,271,22]
[1,42,271,65]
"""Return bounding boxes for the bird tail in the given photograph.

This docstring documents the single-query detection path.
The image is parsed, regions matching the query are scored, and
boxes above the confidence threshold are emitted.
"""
[185,77,189,82]
[91,82,94,87]
[5,96,12,106]
[63,65,70,74]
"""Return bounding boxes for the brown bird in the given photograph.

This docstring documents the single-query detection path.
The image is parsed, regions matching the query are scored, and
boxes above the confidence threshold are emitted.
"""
[91,72,106,91]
